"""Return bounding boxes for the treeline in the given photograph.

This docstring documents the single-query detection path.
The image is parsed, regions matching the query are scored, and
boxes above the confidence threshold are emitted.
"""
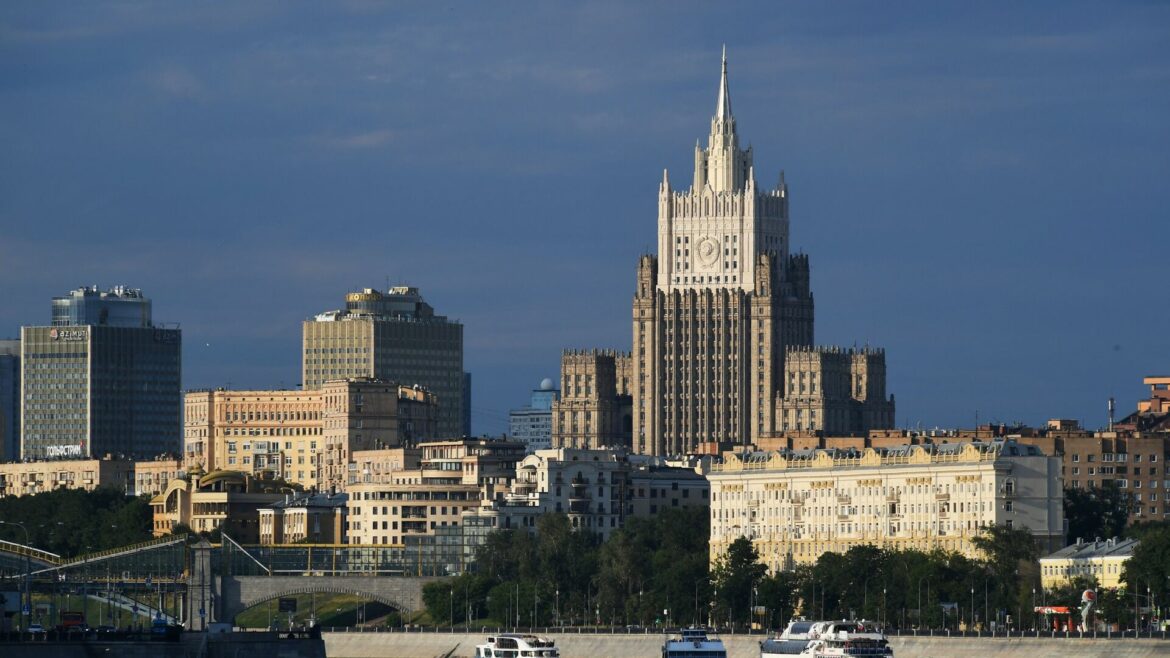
[423,507,711,626]
[423,511,1065,630]
[0,486,153,557]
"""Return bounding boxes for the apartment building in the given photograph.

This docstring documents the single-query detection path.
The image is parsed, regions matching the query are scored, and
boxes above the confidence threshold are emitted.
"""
[708,440,1064,571]
[0,457,133,497]
[1040,537,1138,590]
[258,491,348,545]
[183,379,437,491]
[345,438,524,546]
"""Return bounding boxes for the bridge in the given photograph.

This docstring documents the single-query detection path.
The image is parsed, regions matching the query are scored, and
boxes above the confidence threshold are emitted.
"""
[0,534,445,631]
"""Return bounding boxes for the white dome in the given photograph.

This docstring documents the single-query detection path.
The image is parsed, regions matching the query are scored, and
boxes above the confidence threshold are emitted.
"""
[540,378,554,390]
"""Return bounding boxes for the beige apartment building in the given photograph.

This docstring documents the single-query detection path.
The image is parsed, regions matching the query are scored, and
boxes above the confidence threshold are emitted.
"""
[708,440,1064,572]
[345,438,524,545]
[183,379,437,491]
[0,457,184,499]
[320,382,437,492]
[551,350,631,450]
[349,447,421,486]
[0,458,133,497]
[132,458,185,497]
[258,491,348,545]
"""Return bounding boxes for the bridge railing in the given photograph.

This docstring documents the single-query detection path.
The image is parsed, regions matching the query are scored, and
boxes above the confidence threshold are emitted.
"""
[217,542,455,577]
[58,533,189,566]
[0,539,61,566]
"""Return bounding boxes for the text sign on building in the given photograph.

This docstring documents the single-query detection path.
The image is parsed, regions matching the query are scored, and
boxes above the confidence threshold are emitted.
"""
[45,444,83,458]
[49,328,88,342]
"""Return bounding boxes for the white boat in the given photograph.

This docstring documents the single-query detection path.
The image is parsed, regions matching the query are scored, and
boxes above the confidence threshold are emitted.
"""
[662,627,728,658]
[800,620,893,657]
[474,633,560,657]
[760,619,816,656]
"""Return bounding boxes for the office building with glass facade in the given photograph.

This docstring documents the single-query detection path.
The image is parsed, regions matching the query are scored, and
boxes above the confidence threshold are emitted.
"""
[0,339,19,462]
[21,286,181,460]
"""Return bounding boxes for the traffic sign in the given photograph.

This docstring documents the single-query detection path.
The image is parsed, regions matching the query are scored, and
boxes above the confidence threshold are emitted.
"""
[22,604,30,616]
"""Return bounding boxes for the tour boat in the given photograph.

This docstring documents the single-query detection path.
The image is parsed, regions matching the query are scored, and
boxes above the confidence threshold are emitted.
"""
[662,627,728,658]
[799,620,893,657]
[760,619,816,656]
[474,633,560,657]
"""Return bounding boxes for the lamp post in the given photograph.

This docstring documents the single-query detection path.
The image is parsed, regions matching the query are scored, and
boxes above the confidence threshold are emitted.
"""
[0,520,30,630]
[984,578,989,632]
[917,577,930,629]
[1032,587,1036,632]
[970,586,975,631]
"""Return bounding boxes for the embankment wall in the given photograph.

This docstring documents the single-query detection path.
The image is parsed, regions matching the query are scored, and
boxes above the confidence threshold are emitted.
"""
[324,630,1170,658]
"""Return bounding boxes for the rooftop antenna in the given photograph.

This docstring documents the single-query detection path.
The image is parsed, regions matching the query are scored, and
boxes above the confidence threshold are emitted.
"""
[1108,397,1115,432]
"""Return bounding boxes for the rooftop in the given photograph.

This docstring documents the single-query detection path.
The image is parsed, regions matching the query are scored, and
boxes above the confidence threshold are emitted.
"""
[1043,537,1139,560]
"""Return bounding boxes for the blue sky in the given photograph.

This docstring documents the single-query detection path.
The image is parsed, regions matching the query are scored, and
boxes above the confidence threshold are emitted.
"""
[1,2,1167,435]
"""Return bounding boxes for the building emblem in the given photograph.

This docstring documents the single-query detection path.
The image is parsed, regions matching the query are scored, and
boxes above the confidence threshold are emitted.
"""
[698,237,720,268]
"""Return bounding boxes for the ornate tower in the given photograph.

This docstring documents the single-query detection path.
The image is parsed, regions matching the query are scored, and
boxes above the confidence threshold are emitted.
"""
[632,50,815,455]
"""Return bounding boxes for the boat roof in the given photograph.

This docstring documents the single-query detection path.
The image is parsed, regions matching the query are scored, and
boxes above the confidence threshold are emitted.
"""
[761,639,809,655]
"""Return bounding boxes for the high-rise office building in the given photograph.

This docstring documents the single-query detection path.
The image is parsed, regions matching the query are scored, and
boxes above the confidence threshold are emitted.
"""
[21,286,181,460]
[0,339,19,462]
[629,51,893,455]
[303,286,465,439]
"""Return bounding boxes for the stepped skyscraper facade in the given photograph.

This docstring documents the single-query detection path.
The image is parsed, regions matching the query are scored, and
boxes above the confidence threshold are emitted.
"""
[630,51,894,455]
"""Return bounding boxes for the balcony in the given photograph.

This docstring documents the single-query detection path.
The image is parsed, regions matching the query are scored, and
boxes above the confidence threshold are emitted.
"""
[935,493,950,501]
[837,495,851,504]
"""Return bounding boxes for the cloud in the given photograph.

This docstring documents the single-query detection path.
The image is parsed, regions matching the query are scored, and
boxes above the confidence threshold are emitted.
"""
[313,129,396,149]
[149,66,206,100]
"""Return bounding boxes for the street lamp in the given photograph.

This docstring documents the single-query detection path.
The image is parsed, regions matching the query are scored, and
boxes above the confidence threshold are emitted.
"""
[0,520,30,630]
[1032,587,1037,632]
[970,587,975,631]
[917,577,930,630]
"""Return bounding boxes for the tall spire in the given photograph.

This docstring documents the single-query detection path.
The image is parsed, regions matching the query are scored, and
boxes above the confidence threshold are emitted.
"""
[716,45,732,120]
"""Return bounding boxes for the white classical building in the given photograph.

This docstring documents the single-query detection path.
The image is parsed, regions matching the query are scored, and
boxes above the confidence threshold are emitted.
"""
[708,440,1064,571]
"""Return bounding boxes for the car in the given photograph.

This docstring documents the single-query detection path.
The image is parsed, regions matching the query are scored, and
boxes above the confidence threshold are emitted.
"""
[27,623,46,634]
[95,625,117,635]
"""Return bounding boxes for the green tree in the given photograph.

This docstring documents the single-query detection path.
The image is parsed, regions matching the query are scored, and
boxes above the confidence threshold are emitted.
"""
[0,487,152,557]
[1065,485,1132,542]
[1121,525,1170,611]
[710,536,766,626]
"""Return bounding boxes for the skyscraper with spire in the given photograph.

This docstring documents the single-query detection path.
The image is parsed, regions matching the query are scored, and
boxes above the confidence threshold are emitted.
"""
[630,50,892,455]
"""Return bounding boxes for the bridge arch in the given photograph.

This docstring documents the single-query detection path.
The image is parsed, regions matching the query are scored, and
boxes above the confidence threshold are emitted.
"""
[219,575,436,624]
[238,586,409,618]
